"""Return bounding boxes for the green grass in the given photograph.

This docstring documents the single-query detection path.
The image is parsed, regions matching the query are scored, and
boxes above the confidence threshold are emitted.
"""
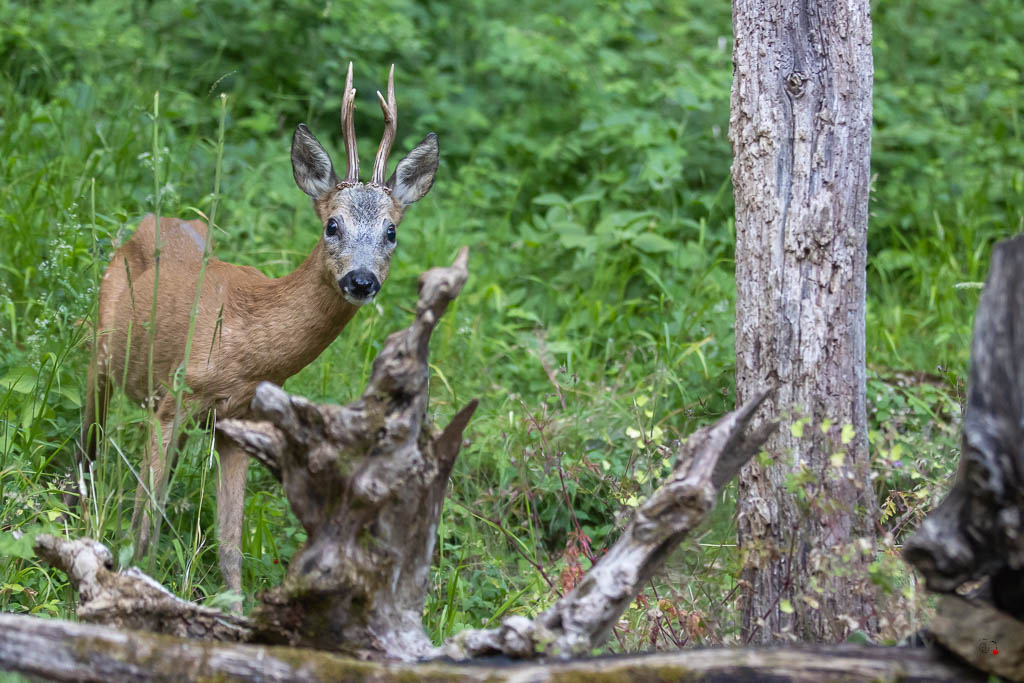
[0,0,1022,653]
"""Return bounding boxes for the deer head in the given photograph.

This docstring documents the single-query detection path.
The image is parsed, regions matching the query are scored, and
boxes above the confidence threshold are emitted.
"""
[290,63,439,305]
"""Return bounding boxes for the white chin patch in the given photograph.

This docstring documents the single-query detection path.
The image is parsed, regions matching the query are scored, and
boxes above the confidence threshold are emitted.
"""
[343,292,375,307]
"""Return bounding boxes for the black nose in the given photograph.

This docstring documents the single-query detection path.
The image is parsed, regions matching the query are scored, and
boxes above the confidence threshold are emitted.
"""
[339,270,380,301]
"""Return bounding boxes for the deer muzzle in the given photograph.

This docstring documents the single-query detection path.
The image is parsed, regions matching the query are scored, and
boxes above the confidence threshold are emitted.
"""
[339,270,381,305]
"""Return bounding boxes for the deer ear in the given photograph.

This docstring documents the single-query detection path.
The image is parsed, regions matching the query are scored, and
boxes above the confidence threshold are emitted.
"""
[291,124,339,199]
[388,133,438,207]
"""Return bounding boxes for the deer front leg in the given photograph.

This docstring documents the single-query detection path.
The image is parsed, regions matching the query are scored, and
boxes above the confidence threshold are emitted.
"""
[130,396,181,562]
[215,433,249,604]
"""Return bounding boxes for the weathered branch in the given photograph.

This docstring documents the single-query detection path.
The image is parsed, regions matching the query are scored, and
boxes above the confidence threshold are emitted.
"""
[33,534,251,641]
[0,613,988,683]
[445,390,776,659]
[905,234,1024,619]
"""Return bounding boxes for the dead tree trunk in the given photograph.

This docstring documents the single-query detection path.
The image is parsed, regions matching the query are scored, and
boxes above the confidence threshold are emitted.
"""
[215,249,777,660]
[730,0,876,643]
[16,384,775,666]
[904,234,1024,682]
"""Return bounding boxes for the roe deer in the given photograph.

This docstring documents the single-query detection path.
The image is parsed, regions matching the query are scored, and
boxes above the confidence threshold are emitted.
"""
[74,63,438,598]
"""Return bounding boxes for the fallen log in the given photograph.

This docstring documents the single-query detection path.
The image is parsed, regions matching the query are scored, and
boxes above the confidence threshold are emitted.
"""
[0,612,988,682]
[12,238,1024,681]
[33,534,251,642]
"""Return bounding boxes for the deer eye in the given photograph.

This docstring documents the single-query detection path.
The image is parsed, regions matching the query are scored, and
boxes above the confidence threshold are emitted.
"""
[325,218,340,237]
[385,223,397,244]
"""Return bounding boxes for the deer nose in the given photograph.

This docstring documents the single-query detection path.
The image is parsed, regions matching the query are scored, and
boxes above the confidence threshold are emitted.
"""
[339,270,380,302]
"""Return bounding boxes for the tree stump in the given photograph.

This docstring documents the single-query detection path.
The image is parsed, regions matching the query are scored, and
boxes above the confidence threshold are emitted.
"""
[904,233,1024,681]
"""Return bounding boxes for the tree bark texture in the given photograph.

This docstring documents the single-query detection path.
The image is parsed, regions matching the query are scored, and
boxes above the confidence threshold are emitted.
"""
[730,0,876,643]
[928,595,1024,682]
[32,534,251,642]
[0,613,990,683]
[904,235,1024,612]
[30,392,776,662]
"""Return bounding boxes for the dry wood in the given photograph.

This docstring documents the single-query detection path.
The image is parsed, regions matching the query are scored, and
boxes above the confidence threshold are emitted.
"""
[0,613,987,682]
[215,247,476,659]
[25,239,1022,681]
[30,248,782,665]
[33,534,251,642]
[904,235,1024,619]
[446,390,776,659]
[901,234,1024,682]
[730,0,876,643]
[928,595,1024,682]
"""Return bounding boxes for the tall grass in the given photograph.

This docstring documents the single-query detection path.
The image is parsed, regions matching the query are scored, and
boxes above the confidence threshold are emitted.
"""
[0,0,1021,649]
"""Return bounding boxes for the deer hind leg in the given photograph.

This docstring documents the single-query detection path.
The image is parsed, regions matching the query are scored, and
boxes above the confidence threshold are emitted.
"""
[130,395,186,561]
[214,432,249,604]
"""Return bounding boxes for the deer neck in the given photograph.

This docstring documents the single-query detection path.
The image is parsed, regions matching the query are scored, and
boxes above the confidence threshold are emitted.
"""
[250,241,360,383]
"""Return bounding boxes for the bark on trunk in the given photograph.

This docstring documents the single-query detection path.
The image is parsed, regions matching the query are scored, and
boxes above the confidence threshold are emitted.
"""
[0,613,990,683]
[730,0,876,643]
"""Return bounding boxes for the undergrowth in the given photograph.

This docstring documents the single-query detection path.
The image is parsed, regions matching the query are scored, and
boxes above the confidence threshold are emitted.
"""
[0,0,1021,652]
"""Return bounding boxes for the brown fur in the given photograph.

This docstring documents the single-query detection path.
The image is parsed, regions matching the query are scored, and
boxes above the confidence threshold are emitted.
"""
[81,213,367,594]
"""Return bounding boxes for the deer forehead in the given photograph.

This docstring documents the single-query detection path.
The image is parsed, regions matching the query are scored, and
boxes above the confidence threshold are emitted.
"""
[318,185,402,229]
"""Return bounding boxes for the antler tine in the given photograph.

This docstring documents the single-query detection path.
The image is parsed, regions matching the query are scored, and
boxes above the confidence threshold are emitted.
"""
[371,64,397,187]
[340,61,359,184]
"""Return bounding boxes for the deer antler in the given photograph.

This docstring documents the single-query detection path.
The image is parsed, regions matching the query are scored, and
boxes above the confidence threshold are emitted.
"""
[371,64,397,187]
[340,62,359,184]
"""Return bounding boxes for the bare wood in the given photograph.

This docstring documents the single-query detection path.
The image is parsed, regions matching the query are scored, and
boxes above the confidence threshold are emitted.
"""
[371,64,397,186]
[217,248,475,659]
[0,613,988,682]
[33,534,251,641]
[901,234,1024,681]
[340,61,359,184]
[904,234,1024,620]
[445,390,776,659]
[53,248,778,662]
[730,0,876,643]
[928,595,1024,682]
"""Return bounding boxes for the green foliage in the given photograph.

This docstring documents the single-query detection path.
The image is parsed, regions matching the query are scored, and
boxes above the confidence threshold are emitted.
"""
[870,0,1024,371]
[0,0,1021,653]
